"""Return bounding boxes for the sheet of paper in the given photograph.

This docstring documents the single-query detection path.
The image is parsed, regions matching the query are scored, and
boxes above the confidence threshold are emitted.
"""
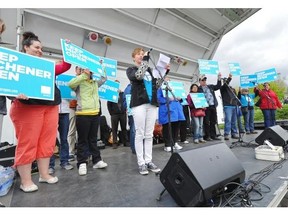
[152,53,170,78]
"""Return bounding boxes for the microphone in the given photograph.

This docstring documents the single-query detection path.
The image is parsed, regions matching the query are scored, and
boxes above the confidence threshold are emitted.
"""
[147,48,153,56]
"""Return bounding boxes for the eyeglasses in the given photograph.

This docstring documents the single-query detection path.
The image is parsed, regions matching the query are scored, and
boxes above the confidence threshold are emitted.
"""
[201,79,207,81]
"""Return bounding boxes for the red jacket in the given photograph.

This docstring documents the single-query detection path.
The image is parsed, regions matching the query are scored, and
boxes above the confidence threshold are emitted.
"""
[254,88,282,110]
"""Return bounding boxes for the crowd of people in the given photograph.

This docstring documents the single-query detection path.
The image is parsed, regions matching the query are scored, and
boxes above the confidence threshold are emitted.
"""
[0,18,284,194]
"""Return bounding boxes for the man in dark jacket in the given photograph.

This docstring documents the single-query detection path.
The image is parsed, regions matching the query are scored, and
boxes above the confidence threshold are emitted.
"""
[198,74,222,141]
[107,80,128,149]
[220,74,243,140]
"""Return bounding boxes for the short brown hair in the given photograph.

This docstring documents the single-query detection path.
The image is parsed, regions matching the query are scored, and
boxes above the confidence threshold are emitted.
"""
[132,48,144,58]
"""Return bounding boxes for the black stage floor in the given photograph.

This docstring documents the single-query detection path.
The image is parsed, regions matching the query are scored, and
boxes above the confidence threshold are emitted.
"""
[1,130,288,208]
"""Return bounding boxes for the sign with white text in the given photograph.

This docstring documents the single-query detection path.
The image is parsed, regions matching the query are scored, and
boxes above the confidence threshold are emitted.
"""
[240,74,257,88]
[56,74,75,99]
[0,47,55,100]
[101,57,117,78]
[255,68,277,84]
[198,59,219,75]
[125,94,132,115]
[190,93,209,108]
[229,63,242,76]
[61,39,103,75]
[98,79,120,103]
[161,81,186,99]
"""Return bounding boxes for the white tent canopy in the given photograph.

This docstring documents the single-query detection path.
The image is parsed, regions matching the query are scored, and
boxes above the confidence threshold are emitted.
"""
[0,8,260,143]
[1,8,260,82]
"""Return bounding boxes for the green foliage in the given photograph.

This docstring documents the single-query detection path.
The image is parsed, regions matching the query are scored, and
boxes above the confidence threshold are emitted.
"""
[254,104,288,121]
[254,107,263,121]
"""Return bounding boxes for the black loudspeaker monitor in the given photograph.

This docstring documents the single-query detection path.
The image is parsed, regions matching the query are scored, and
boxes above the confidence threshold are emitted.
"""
[255,125,288,147]
[160,143,245,207]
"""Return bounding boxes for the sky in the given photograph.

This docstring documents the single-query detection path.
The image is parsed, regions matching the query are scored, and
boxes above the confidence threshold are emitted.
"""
[213,7,288,84]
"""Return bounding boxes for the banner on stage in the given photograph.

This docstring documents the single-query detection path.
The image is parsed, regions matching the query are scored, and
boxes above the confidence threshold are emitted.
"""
[229,63,242,76]
[240,74,257,88]
[255,68,277,84]
[56,74,75,99]
[162,81,186,99]
[125,94,132,115]
[0,46,55,100]
[61,39,103,75]
[189,93,209,108]
[198,59,219,75]
[100,57,117,78]
[98,79,120,103]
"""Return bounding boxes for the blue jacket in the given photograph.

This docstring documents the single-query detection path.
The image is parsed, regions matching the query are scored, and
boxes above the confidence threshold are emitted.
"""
[157,89,185,125]
[238,93,255,107]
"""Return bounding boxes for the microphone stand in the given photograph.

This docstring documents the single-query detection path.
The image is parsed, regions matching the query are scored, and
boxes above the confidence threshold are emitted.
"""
[222,80,249,148]
[148,52,177,201]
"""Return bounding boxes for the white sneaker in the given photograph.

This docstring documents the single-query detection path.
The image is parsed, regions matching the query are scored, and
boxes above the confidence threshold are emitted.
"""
[78,163,87,176]
[93,160,108,169]
[174,143,183,150]
[183,140,189,144]
[164,146,172,152]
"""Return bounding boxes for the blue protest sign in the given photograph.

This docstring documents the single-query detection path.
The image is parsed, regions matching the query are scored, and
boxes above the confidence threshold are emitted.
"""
[255,68,277,84]
[125,94,132,115]
[198,59,219,75]
[0,47,55,100]
[240,74,257,88]
[100,57,117,78]
[162,81,186,99]
[56,74,76,99]
[228,63,241,76]
[189,93,209,108]
[61,39,103,75]
[249,93,255,100]
[181,98,188,106]
[98,79,120,103]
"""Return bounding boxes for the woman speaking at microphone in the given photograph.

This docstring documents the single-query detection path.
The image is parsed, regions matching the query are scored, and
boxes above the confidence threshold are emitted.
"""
[126,47,169,175]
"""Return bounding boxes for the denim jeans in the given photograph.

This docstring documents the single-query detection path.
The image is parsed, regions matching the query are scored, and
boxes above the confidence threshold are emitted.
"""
[192,116,204,140]
[243,108,255,132]
[128,115,135,153]
[262,109,276,128]
[50,113,70,168]
[224,106,238,136]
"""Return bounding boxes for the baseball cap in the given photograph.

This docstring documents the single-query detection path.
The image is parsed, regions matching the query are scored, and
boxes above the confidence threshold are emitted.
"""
[199,74,207,81]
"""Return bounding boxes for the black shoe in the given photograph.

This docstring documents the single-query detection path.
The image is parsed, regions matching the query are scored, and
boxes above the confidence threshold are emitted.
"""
[231,135,239,139]
[205,137,213,141]
[68,154,75,162]
[212,137,221,140]
[251,131,258,134]
[31,166,39,175]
